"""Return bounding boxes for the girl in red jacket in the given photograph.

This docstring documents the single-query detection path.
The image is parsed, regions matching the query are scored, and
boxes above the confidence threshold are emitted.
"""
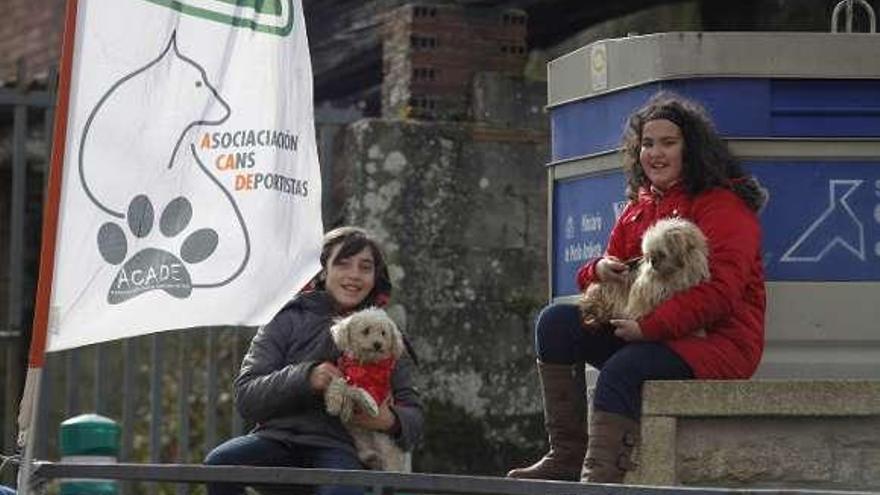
[508,92,766,483]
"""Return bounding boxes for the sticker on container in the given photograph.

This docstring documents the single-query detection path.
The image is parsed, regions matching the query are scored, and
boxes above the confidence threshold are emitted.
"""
[590,43,608,92]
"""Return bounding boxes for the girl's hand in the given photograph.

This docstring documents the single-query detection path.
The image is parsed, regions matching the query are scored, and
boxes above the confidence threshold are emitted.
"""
[596,256,629,283]
[350,400,397,432]
[610,319,645,341]
[309,362,343,392]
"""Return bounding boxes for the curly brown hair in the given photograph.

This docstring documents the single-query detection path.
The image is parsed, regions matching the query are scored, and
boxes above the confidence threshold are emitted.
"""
[621,92,765,211]
[314,226,392,309]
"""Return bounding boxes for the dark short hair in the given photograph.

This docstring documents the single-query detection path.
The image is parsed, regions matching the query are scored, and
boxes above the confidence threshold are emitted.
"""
[315,226,392,308]
[621,91,765,211]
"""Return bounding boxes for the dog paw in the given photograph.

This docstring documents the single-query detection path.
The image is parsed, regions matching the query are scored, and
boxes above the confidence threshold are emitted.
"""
[339,396,355,423]
[383,448,407,472]
[578,304,608,332]
[581,318,601,333]
[357,449,384,471]
[580,315,603,332]
[582,319,616,335]
[351,387,379,417]
[324,378,347,416]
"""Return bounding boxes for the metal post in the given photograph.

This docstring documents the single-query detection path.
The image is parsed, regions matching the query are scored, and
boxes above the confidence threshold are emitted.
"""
[120,339,135,495]
[65,350,80,417]
[205,331,217,452]
[847,0,855,32]
[867,0,878,32]
[119,338,137,462]
[231,333,242,437]
[831,0,877,32]
[95,344,106,414]
[15,369,41,495]
[3,346,16,484]
[37,65,58,465]
[5,57,29,464]
[316,123,336,216]
[44,66,58,194]
[36,358,51,459]
[176,333,190,495]
[149,334,163,495]
[120,340,134,462]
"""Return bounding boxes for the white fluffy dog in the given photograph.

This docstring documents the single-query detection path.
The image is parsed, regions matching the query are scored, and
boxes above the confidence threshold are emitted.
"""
[579,217,710,330]
[325,307,407,471]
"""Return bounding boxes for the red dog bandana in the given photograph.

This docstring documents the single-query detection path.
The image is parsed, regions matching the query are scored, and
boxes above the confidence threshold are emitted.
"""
[337,353,396,405]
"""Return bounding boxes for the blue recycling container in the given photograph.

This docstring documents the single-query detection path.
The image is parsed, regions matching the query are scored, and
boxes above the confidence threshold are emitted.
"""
[546,32,880,378]
[59,414,120,495]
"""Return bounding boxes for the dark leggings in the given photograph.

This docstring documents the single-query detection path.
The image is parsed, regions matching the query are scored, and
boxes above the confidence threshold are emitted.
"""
[535,303,693,420]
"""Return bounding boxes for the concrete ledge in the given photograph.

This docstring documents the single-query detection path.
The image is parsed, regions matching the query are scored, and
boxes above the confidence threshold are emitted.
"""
[628,380,880,490]
[641,380,880,416]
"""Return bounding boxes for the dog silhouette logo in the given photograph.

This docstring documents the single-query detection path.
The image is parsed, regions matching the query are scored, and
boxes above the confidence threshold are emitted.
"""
[80,32,251,304]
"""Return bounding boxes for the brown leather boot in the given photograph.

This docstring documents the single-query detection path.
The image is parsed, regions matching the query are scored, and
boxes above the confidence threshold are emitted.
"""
[506,361,587,481]
[581,410,640,483]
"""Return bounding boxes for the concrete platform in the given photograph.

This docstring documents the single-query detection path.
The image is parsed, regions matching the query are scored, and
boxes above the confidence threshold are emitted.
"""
[626,380,880,491]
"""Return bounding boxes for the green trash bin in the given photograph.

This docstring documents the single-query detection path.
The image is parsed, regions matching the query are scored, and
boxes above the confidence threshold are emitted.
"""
[59,414,121,495]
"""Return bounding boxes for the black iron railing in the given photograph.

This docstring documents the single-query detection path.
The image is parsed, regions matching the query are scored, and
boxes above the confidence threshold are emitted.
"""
[30,462,876,495]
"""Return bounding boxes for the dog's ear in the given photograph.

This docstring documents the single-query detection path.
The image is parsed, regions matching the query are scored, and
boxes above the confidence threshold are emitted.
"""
[679,222,706,253]
[667,227,689,255]
[388,320,405,359]
[330,315,351,351]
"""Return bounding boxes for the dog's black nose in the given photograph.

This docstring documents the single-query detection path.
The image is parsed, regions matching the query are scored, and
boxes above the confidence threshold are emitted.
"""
[373,342,383,351]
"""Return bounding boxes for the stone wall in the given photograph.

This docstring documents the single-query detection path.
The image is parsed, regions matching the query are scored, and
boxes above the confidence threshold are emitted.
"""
[630,380,880,491]
[332,73,550,472]
[679,417,880,490]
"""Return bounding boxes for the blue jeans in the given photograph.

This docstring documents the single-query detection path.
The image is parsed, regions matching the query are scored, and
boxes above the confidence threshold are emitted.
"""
[535,304,693,419]
[0,485,15,495]
[204,434,364,495]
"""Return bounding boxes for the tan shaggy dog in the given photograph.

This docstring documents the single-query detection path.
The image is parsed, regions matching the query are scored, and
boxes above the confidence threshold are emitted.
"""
[326,307,407,471]
[579,217,710,330]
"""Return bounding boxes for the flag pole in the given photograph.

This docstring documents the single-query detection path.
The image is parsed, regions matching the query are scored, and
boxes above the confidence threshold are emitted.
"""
[16,0,79,493]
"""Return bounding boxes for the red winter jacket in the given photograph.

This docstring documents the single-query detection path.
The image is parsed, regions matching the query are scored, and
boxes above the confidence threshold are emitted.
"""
[576,184,765,379]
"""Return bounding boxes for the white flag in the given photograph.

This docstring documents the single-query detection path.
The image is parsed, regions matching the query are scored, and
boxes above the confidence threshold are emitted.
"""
[47,0,323,351]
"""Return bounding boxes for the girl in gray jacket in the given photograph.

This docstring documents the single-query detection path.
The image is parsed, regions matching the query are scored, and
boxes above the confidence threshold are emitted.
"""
[205,227,423,495]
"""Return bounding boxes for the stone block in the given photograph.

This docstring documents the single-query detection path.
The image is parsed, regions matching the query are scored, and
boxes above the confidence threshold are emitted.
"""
[635,380,880,491]
[626,416,675,486]
[642,380,880,416]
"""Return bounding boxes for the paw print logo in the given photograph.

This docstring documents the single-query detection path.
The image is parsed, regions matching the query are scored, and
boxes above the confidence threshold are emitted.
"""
[97,195,218,304]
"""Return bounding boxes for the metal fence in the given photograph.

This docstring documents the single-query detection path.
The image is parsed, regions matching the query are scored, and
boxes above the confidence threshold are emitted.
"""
[30,329,255,495]
[31,462,879,495]
[1,57,56,485]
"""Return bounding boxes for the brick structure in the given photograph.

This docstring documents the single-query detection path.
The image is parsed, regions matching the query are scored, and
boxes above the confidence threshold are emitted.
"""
[0,0,63,84]
[381,3,527,120]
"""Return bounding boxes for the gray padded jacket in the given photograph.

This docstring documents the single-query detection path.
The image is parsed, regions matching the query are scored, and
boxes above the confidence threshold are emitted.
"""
[233,291,423,457]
